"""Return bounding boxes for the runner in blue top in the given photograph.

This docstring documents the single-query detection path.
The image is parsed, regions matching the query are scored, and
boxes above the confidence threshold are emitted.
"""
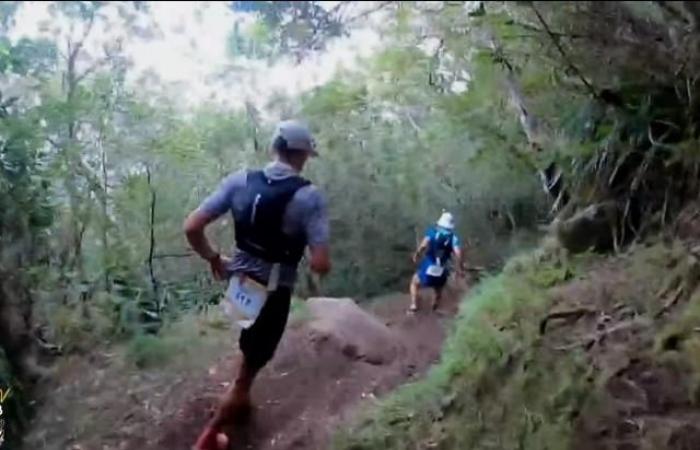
[409,211,464,312]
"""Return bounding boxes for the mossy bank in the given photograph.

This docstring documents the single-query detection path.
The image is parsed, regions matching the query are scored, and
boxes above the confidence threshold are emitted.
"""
[335,239,700,450]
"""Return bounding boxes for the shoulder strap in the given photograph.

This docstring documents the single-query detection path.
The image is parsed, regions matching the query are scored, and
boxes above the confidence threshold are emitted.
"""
[433,230,453,255]
[246,170,310,195]
[234,170,311,264]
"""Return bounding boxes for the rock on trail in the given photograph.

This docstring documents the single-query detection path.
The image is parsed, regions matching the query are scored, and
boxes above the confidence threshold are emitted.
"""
[306,297,400,365]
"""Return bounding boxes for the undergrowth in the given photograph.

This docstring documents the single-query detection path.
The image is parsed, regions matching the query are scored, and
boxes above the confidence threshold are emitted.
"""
[123,313,231,370]
[334,250,589,450]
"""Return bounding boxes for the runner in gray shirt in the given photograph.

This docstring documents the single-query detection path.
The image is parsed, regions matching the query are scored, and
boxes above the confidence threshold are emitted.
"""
[184,120,331,450]
[199,160,329,287]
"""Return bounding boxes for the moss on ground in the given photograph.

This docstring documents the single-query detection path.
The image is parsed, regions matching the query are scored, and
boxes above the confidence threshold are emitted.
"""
[289,297,312,325]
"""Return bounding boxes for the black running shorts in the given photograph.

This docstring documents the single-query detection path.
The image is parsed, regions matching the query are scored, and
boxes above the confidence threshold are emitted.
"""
[238,285,292,371]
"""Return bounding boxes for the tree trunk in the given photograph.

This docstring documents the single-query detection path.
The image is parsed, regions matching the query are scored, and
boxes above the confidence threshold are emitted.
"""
[100,125,110,292]
[64,34,84,302]
[145,166,159,311]
[0,271,47,385]
[61,12,98,301]
[487,32,570,214]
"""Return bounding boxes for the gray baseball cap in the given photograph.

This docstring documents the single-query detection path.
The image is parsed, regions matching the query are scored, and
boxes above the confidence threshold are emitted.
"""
[271,120,318,157]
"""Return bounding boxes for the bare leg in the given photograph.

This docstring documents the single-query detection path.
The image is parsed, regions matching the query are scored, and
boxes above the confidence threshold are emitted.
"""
[409,273,420,312]
[432,286,444,311]
[211,356,256,427]
[194,356,258,450]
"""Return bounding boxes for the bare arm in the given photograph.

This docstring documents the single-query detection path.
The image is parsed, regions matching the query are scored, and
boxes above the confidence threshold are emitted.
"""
[301,186,332,277]
[308,245,331,275]
[412,237,430,263]
[183,209,228,280]
[453,246,464,274]
[184,173,242,280]
[183,209,219,260]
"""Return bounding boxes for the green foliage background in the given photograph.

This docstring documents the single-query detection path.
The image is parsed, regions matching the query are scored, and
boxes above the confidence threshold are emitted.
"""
[7,0,700,446]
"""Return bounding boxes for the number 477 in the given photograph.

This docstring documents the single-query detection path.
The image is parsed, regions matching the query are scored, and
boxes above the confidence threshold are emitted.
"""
[236,293,251,306]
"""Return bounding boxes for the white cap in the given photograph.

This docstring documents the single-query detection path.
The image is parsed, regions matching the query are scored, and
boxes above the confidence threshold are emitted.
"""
[437,211,455,230]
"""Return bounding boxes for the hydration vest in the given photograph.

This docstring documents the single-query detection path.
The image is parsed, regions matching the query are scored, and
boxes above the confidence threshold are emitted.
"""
[233,170,310,265]
[429,227,454,265]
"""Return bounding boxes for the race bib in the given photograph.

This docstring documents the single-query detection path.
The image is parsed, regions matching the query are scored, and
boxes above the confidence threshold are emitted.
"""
[226,276,268,329]
[426,264,445,277]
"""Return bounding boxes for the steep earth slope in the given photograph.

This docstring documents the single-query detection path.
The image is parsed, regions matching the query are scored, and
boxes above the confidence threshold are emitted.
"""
[22,280,467,450]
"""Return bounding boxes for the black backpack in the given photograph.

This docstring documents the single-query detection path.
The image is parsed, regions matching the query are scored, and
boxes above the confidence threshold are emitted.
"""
[233,170,310,264]
[432,228,454,264]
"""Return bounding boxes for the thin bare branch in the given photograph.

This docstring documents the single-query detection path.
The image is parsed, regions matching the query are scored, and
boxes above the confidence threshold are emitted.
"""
[153,252,195,259]
[145,165,159,302]
[70,11,97,61]
[74,54,111,84]
[344,1,393,25]
[404,111,422,134]
[530,3,599,100]
[509,19,590,39]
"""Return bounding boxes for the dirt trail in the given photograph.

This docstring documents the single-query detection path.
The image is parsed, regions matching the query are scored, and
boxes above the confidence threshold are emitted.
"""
[153,283,465,450]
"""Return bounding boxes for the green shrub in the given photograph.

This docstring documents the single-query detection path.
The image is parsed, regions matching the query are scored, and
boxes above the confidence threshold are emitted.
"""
[124,334,173,369]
